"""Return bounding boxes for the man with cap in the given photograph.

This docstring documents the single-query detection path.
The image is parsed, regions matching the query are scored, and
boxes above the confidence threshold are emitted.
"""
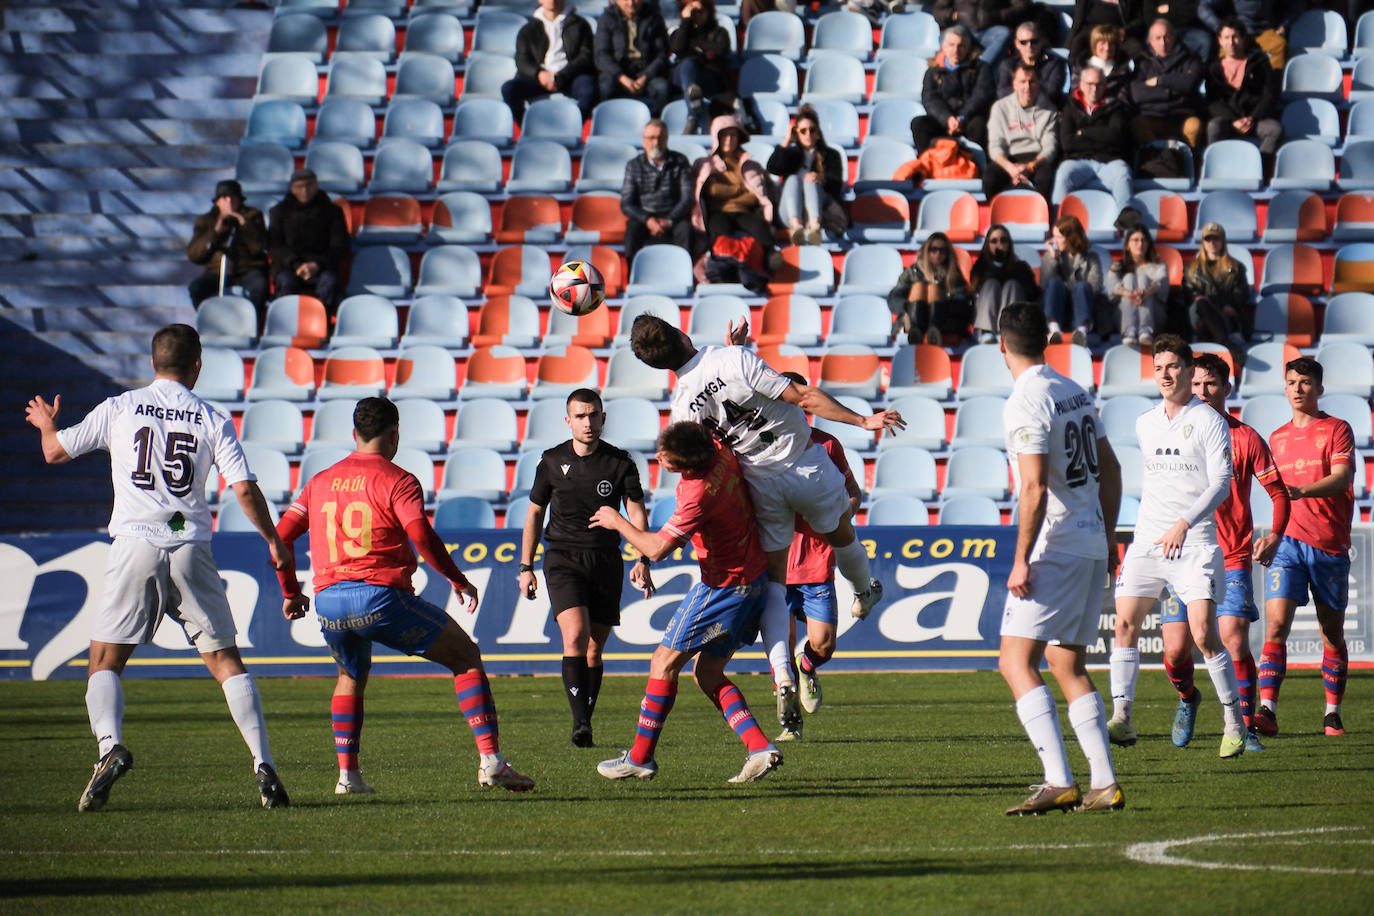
[267,168,351,311]
[186,180,269,312]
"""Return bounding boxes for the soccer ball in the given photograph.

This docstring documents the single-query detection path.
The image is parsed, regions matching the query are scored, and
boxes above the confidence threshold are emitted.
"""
[549,260,606,316]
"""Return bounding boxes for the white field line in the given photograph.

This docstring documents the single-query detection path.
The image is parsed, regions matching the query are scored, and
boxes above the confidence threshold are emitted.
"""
[1123,826,1374,876]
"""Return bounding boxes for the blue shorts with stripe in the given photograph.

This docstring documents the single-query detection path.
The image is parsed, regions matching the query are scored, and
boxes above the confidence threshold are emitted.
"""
[315,580,451,679]
[786,582,838,626]
[661,574,768,659]
[1161,569,1258,624]
[1263,535,1350,611]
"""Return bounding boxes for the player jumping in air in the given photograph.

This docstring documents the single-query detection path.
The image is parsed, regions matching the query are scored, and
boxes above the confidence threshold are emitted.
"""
[274,397,534,795]
[591,421,783,783]
[996,305,1126,815]
[1109,335,1248,759]
[26,323,292,811]
[1257,357,1355,738]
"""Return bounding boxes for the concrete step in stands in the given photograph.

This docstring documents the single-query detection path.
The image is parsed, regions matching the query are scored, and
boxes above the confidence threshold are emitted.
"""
[0,143,240,170]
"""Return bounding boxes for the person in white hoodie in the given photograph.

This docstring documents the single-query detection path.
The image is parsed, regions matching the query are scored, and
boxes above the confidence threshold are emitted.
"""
[984,63,1058,202]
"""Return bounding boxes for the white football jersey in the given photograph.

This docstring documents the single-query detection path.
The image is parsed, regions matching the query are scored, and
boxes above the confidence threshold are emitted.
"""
[1004,364,1107,560]
[1133,397,1232,547]
[57,378,255,546]
[669,345,812,476]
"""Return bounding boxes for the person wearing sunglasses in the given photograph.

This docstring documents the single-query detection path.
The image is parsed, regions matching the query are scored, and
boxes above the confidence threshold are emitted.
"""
[767,105,847,246]
[886,232,972,346]
[996,21,1069,110]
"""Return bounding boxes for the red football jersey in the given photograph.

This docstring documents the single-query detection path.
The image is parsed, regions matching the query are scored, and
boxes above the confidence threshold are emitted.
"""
[660,443,767,587]
[1216,415,1284,570]
[1269,414,1356,553]
[284,451,428,593]
[787,428,858,585]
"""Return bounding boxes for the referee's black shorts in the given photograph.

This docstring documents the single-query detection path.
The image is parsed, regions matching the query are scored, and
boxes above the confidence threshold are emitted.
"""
[543,546,626,627]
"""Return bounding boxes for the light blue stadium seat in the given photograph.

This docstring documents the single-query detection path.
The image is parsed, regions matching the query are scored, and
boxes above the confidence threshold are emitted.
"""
[1270,139,1335,191]
[345,245,412,298]
[938,494,1001,526]
[853,136,915,194]
[1315,340,1374,396]
[806,98,860,148]
[809,10,874,60]
[1239,342,1296,397]
[259,295,318,347]
[1097,345,1157,398]
[738,53,799,105]
[1289,8,1348,57]
[602,346,671,400]
[649,496,677,528]
[870,447,938,501]
[911,188,977,243]
[877,11,940,60]
[394,53,455,106]
[837,244,903,299]
[309,402,357,448]
[870,55,928,102]
[827,295,893,347]
[304,139,365,193]
[438,140,503,193]
[382,97,446,148]
[743,96,791,144]
[866,494,930,526]
[886,343,953,400]
[575,139,637,193]
[879,396,947,451]
[255,54,319,105]
[590,97,651,142]
[1281,97,1341,146]
[1324,393,1374,447]
[297,447,352,495]
[1062,189,1118,242]
[818,344,883,399]
[1263,190,1327,243]
[1132,139,1193,192]
[390,345,458,400]
[943,446,1009,500]
[318,346,387,401]
[626,245,694,298]
[956,344,1015,399]
[743,10,806,60]
[1100,394,1154,446]
[217,497,281,532]
[487,245,552,298]
[450,398,520,452]
[235,142,294,194]
[505,139,573,193]
[950,396,1007,449]
[688,295,749,346]
[801,51,867,105]
[439,447,508,502]
[1194,190,1258,242]
[1238,394,1291,443]
[1357,10,1374,58]
[1338,140,1374,191]
[196,296,258,349]
[434,496,498,529]
[459,52,517,101]
[396,398,449,453]
[268,13,328,62]
[194,348,246,402]
[450,98,515,148]
[404,13,465,63]
[478,294,541,347]
[868,98,924,140]
[1321,292,1374,344]
[331,295,399,349]
[247,347,315,402]
[783,245,836,296]
[602,397,663,453]
[345,0,407,18]
[336,14,396,62]
[414,246,481,298]
[1281,51,1343,102]
[1353,101,1374,143]
[393,448,437,502]
[1198,139,1263,192]
[402,295,470,348]
[325,53,389,106]
[521,96,585,148]
[814,394,876,451]
[520,399,570,453]
[313,97,377,148]
[427,191,491,244]
[758,294,821,346]
[238,444,292,504]
[275,0,338,16]
[1352,57,1374,103]
[470,10,526,56]
[503,494,535,529]
[659,99,693,136]
[1114,444,1144,500]
[1257,242,1322,295]
[614,295,680,345]
[367,138,434,193]
[244,100,308,149]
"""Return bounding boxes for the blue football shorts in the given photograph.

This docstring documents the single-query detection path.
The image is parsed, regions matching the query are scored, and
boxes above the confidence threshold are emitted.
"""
[1162,568,1257,624]
[786,582,838,627]
[314,580,451,679]
[661,573,768,659]
[1263,535,1350,611]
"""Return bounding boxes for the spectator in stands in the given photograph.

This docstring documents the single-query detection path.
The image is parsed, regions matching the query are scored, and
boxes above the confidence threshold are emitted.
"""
[767,105,847,246]
[186,179,268,312]
[996,21,1069,110]
[1053,65,1134,211]
[691,115,779,268]
[970,223,1038,343]
[1155,0,1215,62]
[502,0,597,123]
[1066,0,1147,62]
[1040,215,1102,346]
[596,0,670,117]
[669,0,732,134]
[985,63,1059,201]
[931,0,1015,65]
[1185,221,1253,351]
[1198,0,1294,70]
[267,169,349,311]
[886,232,972,346]
[912,25,997,154]
[739,0,784,29]
[1070,24,1134,100]
[621,118,695,265]
[1204,17,1282,156]
[1128,18,1205,150]
[1109,225,1169,348]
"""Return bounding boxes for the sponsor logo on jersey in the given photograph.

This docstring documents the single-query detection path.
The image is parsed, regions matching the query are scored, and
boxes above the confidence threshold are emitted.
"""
[560,464,571,475]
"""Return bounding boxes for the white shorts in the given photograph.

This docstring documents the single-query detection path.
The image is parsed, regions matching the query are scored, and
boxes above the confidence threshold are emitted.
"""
[743,441,851,553]
[1001,551,1108,646]
[1115,541,1224,606]
[92,537,238,652]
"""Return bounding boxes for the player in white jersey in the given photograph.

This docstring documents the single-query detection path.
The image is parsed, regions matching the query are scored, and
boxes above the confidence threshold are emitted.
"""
[631,314,904,733]
[1108,335,1247,759]
[25,324,293,811]
[996,305,1125,815]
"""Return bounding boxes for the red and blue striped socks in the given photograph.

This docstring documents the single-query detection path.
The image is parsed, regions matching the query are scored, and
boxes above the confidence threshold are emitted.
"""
[629,676,677,766]
[1258,640,1287,711]
[454,669,500,755]
[706,678,771,753]
[331,694,363,772]
[1322,642,1349,708]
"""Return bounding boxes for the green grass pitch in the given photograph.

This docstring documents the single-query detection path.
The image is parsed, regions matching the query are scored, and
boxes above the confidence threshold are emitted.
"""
[2,670,1371,913]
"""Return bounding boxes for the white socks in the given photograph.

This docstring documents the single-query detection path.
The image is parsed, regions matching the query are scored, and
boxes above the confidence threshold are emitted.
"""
[86,669,124,758]
[1204,648,1244,733]
[1068,692,1116,790]
[1016,685,1073,787]
[1109,647,1140,721]
[761,581,795,689]
[832,539,872,596]
[222,673,273,771]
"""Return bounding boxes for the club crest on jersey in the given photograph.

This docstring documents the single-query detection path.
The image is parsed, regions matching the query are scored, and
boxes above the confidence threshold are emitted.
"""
[560,464,571,475]
[1183,424,1193,439]
[1316,433,1328,449]
[596,480,612,497]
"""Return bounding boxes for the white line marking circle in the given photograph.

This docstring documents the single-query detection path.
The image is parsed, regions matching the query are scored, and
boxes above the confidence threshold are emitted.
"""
[1124,826,1374,875]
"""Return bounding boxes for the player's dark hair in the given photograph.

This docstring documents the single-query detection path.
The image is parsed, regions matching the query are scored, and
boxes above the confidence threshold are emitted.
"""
[631,314,690,370]
[354,397,400,442]
[151,323,202,376]
[1151,334,1192,366]
[657,421,716,475]
[566,387,603,412]
[1193,352,1231,388]
[1286,356,1323,386]
[780,371,807,386]
[997,303,1048,357]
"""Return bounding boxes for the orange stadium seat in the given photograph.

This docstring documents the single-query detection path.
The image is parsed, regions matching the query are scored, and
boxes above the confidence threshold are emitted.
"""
[818,345,883,399]
[246,346,317,401]
[531,345,600,399]
[1254,293,1317,347]
[261,294,328,349]
[545,302,612,348]
[913,189,978,243]
[757,295,823,346]
[1155,245,1185,286]
[567,243,625,299]
[486,245,554,298]
[1334,192,1374,240]
[472,295,541,349]
[1259,243,1326,296]
[886,343,953,400]
[566,195,628,245]
[757,344,811,380]
[495,195,563,244]
[847,191,911,243]
[1128,190,1189,242]
[1331,244,1374,294]
[1263,190,1328,242]
[355,195,422,245]
[988,190,1049,241]
[460,345,528,400]
[319,346,387,400]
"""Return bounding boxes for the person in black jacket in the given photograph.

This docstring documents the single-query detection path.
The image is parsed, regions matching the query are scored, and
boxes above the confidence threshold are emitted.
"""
[911,25,997,154]
[501,0,597,123]
[187,179,269,311]
[931,0,1019,65]
[1052,66,1135,209]
[669,0,731,133]
[996,21,1069,110]
[621,119,695,263]
[596,0,670,116]
[1127,18,1205,149]
[970,223,1038,343]
[1205,17,1282,154]
[267,169,350,310]
[766,105,847,245]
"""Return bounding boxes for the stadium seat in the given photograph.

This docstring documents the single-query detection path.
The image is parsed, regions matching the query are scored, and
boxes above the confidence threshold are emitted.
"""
[912,189,978,243]
[989,190,1050,242]
[1123,191,1186,243]
[870,56,928,102]
[923,140,986,192]
[1131,139,1193,192]
[434,496,498,530]
[1352,57,1374,103]
[878,395,946,451]
[1239,342,1302,397]
[1314,341,1374,396]
[768,245,835,297]
[1332,243,1374,294]
[459,52,518,101]
[309,399,358,450]
[1100,394,1154,446]
[450,397,519,452]
[1319,292,1374,344]
[1238,394,1291,443]
[505,140,573,193]
[589,98,651,142]
[626,245,694,298]
[887,343,953,400]
[437,140,503,193]
[1252,293,1316,347]
[813,395,876,452]
[1258,243,1325,296]
[390,345,458,400]
[243,100,308,149]
[196,296,258,349]
[234,142,294,194]
[313,97,377,148]
[545,298,613,349]
[743,10,805,60]
[367,138,434,194]
[1288,8,1348,57]
[614,295,680,346]
[956,344,1015,399]
[396,398,449,454]
[943,446,1010,500]
[305,140,366,194]
[1338,140,1374,191]
[254,53,319,105]
[414,245,481,298]
[1333,192,1374,241]
[564,192,628,245]
[646,495,676,529]
[809,10,873,60]
[847,192,911,244]
[325,53,388,106]
[345,0,407,19]
[817,345,883,399]
[756,344,811,380]
[1263,190,1328,242]
[866,495,931,526]
[427,191,492,244]
[1115,444,1144,500]
[1097,345,1158,398]
[217,497,281,532]
[247,346,316,401]
[1270,139,1335,192]
[1281,51,1344,102]
[1325,393,1374,447]
[355,195,423,245]
[1043,343,1096,392]
[521,97,585,148]
[564,243,625,299]
[495,195,562,245]
[837,245,904,298]
[867,98,925,141]
[1193,190,1258,243]
[401,296,469,349]
[297,446,352,494]
[450,98,515,148]
[485,245,552,298]
[1198,140,1263,192]
[877,11,940,60]
[574,140,637,194]
[1058,189,1119,243]
[950,396,1007,449]
[267,14,327,62]
[801,51,867,105]
[473,295,541,348]
[937,495,1001,526]
[438,447,507,503]
[757,294,822,346]
[336,14,396,62]
[460,345,528,400]
[828,295,894,347]
[503,494,534,529]
[381,97,446,148]
[331,295,398,348]
[602,346,670,400]
[405,12,465,63]
[262,295,327,349]
[470,10,526,55]
[808,98,860,149]
[193,348,246,402]
[239,444,292,504]
[737,53,799,105]
[601,397,662,453]
[870,447,938,501]
[519,399,568,453]
[345,245,412,298]
[1356,10,1374,58]
[318,346,386,400]
[853,137,917,194]
[1280,97,1341,146]
[685,295,746,347]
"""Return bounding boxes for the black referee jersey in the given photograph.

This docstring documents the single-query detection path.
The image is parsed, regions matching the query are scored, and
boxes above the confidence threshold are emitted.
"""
[529,440,646,552]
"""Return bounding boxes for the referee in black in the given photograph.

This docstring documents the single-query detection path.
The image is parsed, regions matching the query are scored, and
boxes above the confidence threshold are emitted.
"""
[518,388,654,747]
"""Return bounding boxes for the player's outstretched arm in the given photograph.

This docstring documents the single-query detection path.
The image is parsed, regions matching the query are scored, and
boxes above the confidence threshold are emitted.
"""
[273,507,310,619]
[1095,437,1122,575]
[518,499,548,600]
[1288,462,1354,500]
[230,480,292,570]
[404,516,478,613]
[25,395,73,464]
[624,499,656,597]
[589,505,675,562]
[780,381,906,434]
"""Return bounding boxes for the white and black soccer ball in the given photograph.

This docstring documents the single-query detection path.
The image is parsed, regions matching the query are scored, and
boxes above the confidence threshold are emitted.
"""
[549,260,606,316]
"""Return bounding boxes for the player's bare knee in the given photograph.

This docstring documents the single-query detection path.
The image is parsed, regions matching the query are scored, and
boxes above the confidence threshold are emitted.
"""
[201,645,248,682]
[811,630,836,659]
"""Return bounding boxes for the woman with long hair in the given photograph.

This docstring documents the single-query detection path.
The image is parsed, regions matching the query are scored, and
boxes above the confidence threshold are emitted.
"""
[1110,225,1169,348]
[970,224,1036,343]
[1039,215,1101,345]
[1184,221,1252,350]
[766,104,847,245]
[885,231,971,345]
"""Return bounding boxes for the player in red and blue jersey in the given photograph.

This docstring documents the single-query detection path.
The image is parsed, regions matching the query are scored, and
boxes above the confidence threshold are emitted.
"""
[1159,353,1291,751]
[274,397,534,794]
[591,420,783,784]
[1258,357,1356,738]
